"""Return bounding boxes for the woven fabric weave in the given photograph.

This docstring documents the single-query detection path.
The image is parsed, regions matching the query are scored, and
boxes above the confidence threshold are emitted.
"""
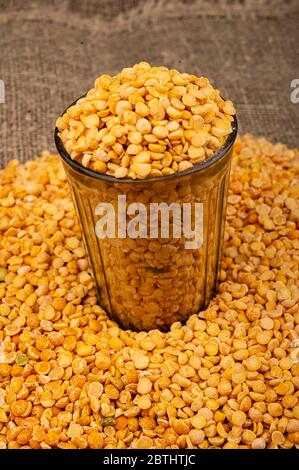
[0,0,298,167]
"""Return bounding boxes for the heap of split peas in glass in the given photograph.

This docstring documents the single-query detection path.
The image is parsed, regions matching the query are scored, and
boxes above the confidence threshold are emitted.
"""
[56,62,236,179]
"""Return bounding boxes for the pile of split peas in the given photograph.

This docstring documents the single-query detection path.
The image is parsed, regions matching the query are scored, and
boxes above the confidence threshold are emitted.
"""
[56,62,236,179]
[0,134,298,448]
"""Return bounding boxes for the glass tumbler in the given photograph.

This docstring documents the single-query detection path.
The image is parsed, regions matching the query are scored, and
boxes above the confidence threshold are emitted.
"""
[55,114,237,331]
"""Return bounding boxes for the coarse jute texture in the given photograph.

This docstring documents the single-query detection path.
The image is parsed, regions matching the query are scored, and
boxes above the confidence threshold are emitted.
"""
[0,0,299,167]
[0,135,299,449]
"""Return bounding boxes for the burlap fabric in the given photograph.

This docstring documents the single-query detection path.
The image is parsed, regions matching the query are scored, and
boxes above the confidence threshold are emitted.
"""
[0,0,298,168]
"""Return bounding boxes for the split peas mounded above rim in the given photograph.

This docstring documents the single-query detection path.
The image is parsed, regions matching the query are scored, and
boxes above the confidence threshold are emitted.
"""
[56,62,236,179]
[0,135,299,449]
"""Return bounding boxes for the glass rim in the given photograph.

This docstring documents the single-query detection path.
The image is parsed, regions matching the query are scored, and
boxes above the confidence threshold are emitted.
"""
[54,97,238,185]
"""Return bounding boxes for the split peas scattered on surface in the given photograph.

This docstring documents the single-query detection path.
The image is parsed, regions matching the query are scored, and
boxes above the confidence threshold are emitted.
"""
[0,134,299,448]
